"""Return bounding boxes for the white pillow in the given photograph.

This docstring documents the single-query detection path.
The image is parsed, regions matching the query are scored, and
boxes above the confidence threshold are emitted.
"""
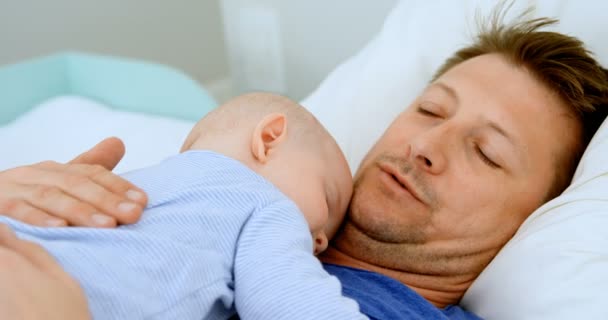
[303,0,608,319]
[0,95,194,173]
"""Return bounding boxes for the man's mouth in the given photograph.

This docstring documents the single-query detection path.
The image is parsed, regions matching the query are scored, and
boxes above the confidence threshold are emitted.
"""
[378,163,426,204]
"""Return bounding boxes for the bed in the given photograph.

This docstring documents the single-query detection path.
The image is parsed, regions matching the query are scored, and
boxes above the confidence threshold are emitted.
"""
[1,1,607,319]
[0,52,213,172]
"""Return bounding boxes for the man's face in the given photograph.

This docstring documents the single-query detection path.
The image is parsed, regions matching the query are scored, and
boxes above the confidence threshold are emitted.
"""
[334,54,581,274]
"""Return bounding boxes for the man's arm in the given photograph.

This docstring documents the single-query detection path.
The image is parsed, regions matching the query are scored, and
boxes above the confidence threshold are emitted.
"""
[0,137,147,227]
[0,224,91,319]
[234,201,368,320]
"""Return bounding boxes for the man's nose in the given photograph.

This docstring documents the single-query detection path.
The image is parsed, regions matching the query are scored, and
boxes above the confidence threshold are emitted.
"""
[408,126,449,174]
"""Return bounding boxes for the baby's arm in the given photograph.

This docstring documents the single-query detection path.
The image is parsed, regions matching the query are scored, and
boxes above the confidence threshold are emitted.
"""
[233,200,368,320]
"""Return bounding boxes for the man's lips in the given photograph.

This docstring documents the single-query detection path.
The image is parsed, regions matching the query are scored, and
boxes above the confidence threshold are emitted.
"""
[378,163,426,204]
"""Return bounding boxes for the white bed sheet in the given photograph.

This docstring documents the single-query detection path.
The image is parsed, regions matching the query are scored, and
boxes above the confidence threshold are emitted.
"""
[0,95,194,173]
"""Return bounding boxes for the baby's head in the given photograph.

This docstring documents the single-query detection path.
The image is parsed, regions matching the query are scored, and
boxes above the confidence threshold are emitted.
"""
[182,92,353,254]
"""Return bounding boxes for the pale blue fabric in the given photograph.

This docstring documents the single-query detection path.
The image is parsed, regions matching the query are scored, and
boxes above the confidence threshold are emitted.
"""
[0,151,364,319]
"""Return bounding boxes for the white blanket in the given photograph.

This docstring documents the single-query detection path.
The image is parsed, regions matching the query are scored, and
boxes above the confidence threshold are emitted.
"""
[0,96,194,173]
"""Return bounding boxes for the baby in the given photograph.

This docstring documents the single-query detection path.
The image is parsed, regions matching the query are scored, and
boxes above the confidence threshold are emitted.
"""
[0,93,367,319]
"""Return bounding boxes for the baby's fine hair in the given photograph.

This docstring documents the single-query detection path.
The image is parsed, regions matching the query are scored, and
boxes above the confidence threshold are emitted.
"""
[182,92,330,151]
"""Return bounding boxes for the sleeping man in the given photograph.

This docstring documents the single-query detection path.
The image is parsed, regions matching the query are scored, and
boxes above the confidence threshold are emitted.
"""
[1,12,608,320]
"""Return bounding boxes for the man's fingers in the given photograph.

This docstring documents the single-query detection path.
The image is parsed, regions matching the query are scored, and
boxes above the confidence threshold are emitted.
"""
[35,162,146,224]
[2,165,121,227]
[18,184,118,228]
[70,167,146,224]
[0,198,67,227]
[0,138,147,227]
[69,137,126,171]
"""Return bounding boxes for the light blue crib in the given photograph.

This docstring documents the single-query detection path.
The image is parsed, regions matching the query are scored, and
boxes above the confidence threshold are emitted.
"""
[0,52,218,125]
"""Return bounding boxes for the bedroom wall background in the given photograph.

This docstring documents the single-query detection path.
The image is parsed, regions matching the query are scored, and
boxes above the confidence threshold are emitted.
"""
[0,0,396,101]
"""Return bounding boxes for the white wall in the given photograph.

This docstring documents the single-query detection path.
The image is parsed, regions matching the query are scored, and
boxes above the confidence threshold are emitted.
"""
[222,0,398,100]
[0,1,397,102]
[0,0,229,85]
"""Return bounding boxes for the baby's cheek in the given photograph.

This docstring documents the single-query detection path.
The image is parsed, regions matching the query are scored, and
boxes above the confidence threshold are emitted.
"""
[301,210,324,235]
[323,216,341,240]
[311,206,329,234]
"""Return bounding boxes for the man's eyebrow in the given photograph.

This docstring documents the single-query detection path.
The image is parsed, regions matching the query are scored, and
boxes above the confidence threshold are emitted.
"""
[433,82,517,146]
[486,120,518,148]
[433,81,459,104]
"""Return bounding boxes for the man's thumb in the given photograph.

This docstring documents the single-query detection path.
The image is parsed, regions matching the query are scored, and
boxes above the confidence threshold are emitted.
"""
[68,137,126,170]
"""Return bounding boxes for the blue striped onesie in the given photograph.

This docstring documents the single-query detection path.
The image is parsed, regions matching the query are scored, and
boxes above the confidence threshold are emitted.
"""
[0,151,365,319]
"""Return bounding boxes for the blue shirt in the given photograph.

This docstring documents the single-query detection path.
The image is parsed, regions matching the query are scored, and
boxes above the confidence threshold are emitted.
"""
[324,264,482,320]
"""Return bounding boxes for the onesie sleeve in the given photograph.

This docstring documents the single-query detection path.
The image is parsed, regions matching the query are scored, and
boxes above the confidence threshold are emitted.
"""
[233,200,368,320]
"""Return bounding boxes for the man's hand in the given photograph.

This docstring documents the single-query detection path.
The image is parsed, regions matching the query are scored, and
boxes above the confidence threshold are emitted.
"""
[0,137,147,227]
[0,224,91,319]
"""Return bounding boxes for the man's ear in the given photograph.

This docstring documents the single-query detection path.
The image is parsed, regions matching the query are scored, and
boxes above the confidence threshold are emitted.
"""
[251,113,287,163]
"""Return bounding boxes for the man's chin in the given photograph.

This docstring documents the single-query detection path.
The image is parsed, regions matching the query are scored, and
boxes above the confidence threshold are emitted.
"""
[348,202,429,245]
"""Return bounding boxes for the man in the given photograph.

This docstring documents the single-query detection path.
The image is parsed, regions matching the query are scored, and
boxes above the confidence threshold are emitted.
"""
[1,15,607,319]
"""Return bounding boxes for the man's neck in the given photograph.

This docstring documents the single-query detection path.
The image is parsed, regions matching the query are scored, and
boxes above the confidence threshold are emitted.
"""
[320,237,485,308]
[321,246,473,308]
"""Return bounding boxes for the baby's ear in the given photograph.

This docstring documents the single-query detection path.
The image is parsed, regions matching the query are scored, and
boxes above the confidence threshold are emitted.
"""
[251,113,287,163]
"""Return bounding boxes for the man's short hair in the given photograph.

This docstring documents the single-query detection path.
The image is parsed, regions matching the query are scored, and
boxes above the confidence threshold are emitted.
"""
[433,8,608,200]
